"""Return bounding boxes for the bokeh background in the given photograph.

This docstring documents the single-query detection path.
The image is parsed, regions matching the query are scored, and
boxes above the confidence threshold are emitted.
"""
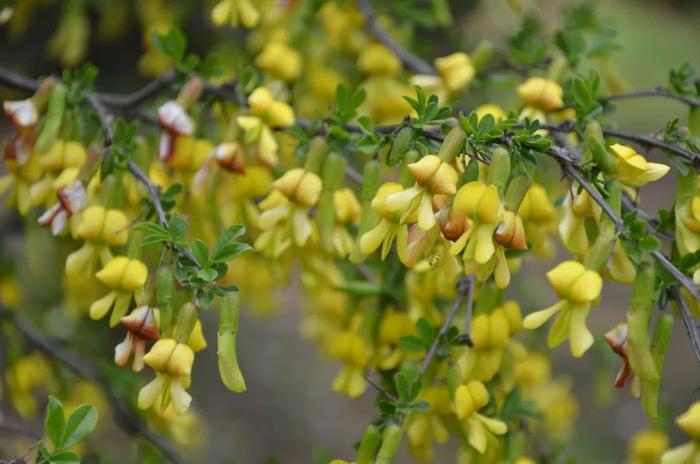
[1,0,700,463]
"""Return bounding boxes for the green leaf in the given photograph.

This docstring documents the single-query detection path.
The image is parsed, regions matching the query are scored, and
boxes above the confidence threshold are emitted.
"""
[45,396,65,449]
[152,28,186,62]
[399,335,427,352]
[62,404,97,449]
[197,268,219,282]
[49,451,81,464]
[212,242,252,263]
[168,216,187,241]
[192,240,209,267]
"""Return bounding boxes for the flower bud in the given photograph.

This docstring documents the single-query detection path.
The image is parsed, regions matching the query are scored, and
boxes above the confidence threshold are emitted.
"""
[214,142,246,173]
[494,211,528,250]
[273,168,323,207]
[255,41,302,82]
[435,52,475,92]
[120,305,159,340]
[334,188,361,224]
[359,44,401,75]
[677,402,700,441]
[489,309,510,349]
[3,99,38,128]
[371,183,404,219]
[158,101,194,135]
[518,183,554,222]
[470,315,490,350]
[517,77,563,111]
[503,301,523,333]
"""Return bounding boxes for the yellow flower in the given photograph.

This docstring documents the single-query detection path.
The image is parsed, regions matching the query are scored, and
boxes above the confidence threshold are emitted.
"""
[331,188,362,257]
[238,87,294,167]
[0,145,44,215]
[358,43,401,76]
[329,331,371,398]
[164,136,213,173]
[405,386,451,461]
[517,77,564,112]
[451,180,514,288]
[435,52,475,93]
[89,256,148,325]
[255,168,322,256]
[474,104,506,122]
[385,155,457,231]
[256,41,302,82]
[559,187,600,256]
[211,0,260,28]
[453,380,507,454]
[65,206,130,278]
[359,182,409,261]
[523,260,602,357]
[662,402,700,464]
[627,429,668,464]
[610,143,670,188]
[139,338,195,414]
[7,353,56,419]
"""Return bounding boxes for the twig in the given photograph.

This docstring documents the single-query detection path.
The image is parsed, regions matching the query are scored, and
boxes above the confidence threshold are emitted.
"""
[0,307,185,464]
[600,86,700,108]
[97,71,177,108]
[671,287,700,367]
[419,276,473,374]
[0,67,42,93]
[364,375,397,401]
[355,0,436,76]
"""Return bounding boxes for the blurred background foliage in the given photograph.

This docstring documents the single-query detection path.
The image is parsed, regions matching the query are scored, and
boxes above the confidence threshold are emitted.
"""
[0,0,699,463]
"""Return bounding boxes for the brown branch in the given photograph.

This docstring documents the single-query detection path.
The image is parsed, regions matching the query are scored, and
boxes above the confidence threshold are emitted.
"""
[670,287,700,367]
[601,86,700,108]
[355,0,436,76]
[419,276,473,374]
[0,307,185,464]
[97,71,177,108]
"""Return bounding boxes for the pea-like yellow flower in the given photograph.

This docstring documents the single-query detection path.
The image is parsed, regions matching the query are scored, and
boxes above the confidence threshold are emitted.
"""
[7,353,56,419]
[523,260,603,357]
[627,429,668,464]
[65,205,130,277]
[115,305,159,372]
[466,302,522,380]
[385,155,458,231]
[517,77,564,112]
[474,104,507,122]
[30,139,87,206]
[329,331,371,398]
[211,0,260,29]
[662,402,700,464]
[255,168,322,257]
[138,338,195,414]
[358,43,402,76]
[0,144,44,215]
[256,41,302,82]
[90,256,148,326]
[435,52,475,93]
[375,308,414,370]
[610,143,670,188]
[162,135,213,173]
[359,182,409,261]
[518,183,556,257]
[405,386,451,461]
[331,188,362,257]
[453,380,507,454]
[559,187,600,256]
[237,87,294,167]
[450,180,516,288]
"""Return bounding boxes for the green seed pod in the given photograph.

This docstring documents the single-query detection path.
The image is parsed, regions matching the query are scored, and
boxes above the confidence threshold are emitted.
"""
[438,126,466,163]
[361,159,381,203]
[387,126,414,166]
[504,174,532,212]
[156,266,175,332]
[304,136,328,174]
[399,150,421,187]
[375,424,403,464]
[174,302,199,343]
[218,295,246,392]
[642,313,673,419]
[689,107,700,137]
[319,153,346,250]
[486,148,511,194]
[356,424,382,464]
[34,83,66,153]
[585,121,613,173]
[470,40,493,72]
[626,262,659,383]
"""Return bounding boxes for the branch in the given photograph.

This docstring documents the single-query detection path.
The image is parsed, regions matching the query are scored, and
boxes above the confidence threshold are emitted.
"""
[671,287,700,367]
[97,71,176,108]
[419,276,474,374]
[0,307,185,464]
[355,0,436,76]
[601,86,700,108]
